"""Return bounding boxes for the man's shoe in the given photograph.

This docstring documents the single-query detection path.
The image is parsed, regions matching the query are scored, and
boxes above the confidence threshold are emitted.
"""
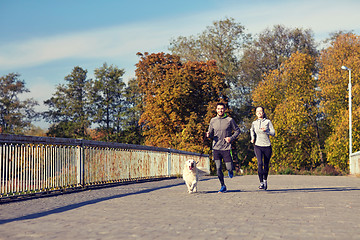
[258,183,265,190]
[218,185,227,193]
[228,170,233,178]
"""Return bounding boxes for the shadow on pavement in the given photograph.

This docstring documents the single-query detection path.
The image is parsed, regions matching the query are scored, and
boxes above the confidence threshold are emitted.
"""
[195,189,243,194]
[0,181,185,225]
[266,187,360,193]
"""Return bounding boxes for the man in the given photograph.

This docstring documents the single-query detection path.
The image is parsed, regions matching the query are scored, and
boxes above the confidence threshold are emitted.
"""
[206,102,240,193]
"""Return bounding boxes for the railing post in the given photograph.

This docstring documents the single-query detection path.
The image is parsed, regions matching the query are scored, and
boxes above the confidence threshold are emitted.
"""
[0,144,3,195]
[77,142,84,187]
[167,148,172,177]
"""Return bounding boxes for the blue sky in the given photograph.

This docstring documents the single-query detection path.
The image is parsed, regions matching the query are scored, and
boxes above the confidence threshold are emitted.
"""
[1,0,360,128]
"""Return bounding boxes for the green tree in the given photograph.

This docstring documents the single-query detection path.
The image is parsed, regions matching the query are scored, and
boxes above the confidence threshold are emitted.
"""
[318,32,360,172]
[0,73,38,134]
[242,25,318,106]
[116,77,144,145]
[169,17,250,104]
[242,24,318,78]
[24,125,47,137]
[90,63,126,141]
[43,66,91,138]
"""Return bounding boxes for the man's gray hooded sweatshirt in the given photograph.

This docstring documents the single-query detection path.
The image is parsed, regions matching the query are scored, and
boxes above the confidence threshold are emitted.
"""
[208,114,240,151]
[250,118,275,147]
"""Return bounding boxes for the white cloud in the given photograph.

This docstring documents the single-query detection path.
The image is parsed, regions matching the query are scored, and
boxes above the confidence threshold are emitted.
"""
[195,0,360,37]
[3,0,360,130]
[1,0,359,79]
[0,15,209,71]
[3,0,358,73]
[2,0,360,73]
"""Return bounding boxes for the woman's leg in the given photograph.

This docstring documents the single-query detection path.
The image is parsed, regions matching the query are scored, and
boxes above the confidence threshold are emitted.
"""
[263,146,272,180]
[254,146,264,183]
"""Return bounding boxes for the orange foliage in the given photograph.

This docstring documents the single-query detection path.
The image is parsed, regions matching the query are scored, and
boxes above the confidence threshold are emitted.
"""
[135,52,227,151]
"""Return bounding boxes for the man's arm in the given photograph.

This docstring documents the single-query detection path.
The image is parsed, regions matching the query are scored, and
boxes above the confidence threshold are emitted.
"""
[229,119,240,141]
[206,120,214,138]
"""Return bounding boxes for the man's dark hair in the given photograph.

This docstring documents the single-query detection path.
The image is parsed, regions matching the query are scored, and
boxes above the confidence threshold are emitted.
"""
[217,102,226,108]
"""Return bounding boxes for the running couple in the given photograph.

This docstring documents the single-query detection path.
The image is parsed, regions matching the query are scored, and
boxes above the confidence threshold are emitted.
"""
[206,103,275,193]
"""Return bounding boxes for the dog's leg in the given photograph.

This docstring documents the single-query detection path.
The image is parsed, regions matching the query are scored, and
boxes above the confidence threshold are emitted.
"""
[186,182,192,193]
[190,181,197,193]
[193,182,197,193]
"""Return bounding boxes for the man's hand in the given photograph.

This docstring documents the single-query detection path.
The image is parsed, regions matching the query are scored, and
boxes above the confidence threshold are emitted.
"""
[225,137,231,143]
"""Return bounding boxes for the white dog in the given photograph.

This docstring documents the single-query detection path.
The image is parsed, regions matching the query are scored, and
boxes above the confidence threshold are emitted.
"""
[183,159,199,194]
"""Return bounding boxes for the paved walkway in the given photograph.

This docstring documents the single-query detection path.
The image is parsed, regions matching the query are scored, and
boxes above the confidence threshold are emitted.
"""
[0,175,359,240]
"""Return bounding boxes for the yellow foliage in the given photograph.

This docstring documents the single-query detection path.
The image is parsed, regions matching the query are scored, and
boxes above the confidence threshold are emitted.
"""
[252,51,321,170]
[318,33,360,171]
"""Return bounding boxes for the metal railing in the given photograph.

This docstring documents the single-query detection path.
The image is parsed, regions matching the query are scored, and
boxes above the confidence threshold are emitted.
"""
[0,134,210,198]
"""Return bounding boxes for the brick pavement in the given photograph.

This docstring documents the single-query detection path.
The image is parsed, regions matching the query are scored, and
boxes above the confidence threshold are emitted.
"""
[0,175,359,240]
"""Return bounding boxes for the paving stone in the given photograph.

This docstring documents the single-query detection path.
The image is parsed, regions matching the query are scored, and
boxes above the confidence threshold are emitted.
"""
[0,175,359,239]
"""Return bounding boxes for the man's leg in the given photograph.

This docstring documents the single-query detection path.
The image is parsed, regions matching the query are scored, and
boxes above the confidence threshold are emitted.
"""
[223,150,234,178]
[213,150,225,186]
[215,159,225,186]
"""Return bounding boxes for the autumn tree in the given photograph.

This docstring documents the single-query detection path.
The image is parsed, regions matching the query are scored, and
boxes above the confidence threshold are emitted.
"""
[318,32,360,172]
[252,52,323,171]
[135,52,227,152]
[169,17,250,105]
[43,66,91,138]
[0,73,39,134]
[170,22,319,167]
[89,63,126,141]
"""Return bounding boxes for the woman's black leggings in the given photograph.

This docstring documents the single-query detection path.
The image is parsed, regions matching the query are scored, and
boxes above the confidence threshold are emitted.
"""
[254,145,272,182]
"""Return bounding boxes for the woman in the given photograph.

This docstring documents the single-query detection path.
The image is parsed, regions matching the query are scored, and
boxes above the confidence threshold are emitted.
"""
[250,106,275,190]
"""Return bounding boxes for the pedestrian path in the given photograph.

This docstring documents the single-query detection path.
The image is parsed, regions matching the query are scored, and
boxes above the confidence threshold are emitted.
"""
[0,175,359,240]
